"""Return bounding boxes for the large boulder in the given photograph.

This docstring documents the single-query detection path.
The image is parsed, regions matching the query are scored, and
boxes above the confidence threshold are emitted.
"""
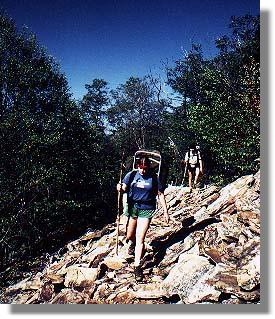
[161,254,219,303]
[64,266,99,287]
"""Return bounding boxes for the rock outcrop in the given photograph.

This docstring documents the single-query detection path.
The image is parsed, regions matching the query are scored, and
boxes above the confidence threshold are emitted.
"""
[1,171,260,304]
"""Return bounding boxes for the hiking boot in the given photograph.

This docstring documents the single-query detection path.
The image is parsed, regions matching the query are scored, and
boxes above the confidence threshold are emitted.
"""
[194,183,200,189]
[128,242,135,256]
[134,265,143,282]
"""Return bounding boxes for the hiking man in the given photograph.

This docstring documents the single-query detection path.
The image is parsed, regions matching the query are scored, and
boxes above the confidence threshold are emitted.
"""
[116,156,169,282]
[183,144,203,191]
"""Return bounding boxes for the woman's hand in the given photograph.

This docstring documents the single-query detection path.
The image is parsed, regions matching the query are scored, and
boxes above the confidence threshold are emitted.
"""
[158,192,169,224]
[117,183,123,192]
[117,183,126,192]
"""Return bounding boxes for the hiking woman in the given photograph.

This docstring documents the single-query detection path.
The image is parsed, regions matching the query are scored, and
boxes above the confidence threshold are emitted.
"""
[116,157,169,281]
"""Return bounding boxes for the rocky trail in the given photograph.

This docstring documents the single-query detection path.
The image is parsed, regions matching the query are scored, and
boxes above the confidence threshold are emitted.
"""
[1,171,260,304]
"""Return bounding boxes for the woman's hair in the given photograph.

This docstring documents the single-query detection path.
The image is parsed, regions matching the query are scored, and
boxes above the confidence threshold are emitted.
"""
[137,157,151,168]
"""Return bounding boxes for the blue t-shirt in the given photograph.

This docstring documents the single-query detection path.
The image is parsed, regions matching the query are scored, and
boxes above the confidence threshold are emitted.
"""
[123,170,165,210]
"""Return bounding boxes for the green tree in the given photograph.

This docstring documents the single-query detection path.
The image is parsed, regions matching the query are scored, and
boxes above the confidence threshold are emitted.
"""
[107,76,169,155]
[80,79,109,131]
[167,15,260,184]
[0,12,74,272]
[0,13,117,280]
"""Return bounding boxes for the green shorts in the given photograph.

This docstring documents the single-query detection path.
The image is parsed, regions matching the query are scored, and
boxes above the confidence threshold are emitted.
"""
[123,204,155,219]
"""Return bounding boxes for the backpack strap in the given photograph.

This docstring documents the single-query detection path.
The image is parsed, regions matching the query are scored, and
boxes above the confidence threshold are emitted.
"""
[152,172,159,196]
[128,170,137,189]
[126,170,137,204]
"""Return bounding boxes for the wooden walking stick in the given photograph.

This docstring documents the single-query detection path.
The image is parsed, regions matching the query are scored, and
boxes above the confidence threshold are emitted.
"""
[115,152,124,255]
[181,161,188,186]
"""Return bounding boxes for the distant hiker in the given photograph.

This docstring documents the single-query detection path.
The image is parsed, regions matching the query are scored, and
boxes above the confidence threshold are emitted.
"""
[183,144,203,191]
[116,156,169,282]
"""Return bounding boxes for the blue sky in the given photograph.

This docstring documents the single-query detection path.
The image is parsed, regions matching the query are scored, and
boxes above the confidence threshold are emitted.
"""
[0,0,259,100]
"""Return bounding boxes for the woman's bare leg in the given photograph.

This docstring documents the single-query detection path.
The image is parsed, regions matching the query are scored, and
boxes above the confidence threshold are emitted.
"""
[126,217,137,242]
[134,217,151,266]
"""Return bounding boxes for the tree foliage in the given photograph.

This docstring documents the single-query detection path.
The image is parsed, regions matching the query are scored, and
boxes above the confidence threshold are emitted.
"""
[166,15,260,183]
[0,14,117,279]
[80,79,109,130]
[107,76,170,154]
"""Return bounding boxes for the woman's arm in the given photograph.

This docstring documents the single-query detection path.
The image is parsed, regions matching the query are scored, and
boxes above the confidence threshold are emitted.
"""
[158,192,169,224]
[199,159,203,174]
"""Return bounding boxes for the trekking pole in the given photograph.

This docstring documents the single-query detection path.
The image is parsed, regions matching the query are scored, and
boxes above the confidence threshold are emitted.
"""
[181,162,188,185]
[115,152,125,255]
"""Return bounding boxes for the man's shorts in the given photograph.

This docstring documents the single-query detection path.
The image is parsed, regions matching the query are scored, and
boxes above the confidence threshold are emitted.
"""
[187,164,200,175]
[123,204,155,219]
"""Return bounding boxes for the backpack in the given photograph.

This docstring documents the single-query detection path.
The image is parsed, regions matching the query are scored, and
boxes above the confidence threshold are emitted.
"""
[186,150,201,167]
